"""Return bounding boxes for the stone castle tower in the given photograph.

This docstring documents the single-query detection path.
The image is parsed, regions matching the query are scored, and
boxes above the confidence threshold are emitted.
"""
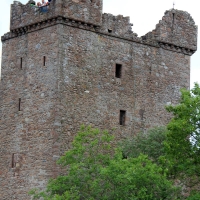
[0,0,197,199]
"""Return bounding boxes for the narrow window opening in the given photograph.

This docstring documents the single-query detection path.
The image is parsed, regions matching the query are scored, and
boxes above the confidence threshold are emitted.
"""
[139,109,145,121]
[120,110,126,126]
[172,13,175,25]
[19,98,21,111]
[20,58,22,69]
[12,153,15,168]
[43,56,46,66]
[149,66,152,74]
[115,64,122,78]
[108,29,112,33]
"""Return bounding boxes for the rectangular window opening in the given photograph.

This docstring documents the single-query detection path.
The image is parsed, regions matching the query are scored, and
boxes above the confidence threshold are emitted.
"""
[20,58,23,69]
[19,98,21,111]
[12,153,15,168]
[43,56,46,66]
[115,64,122,78]
[120,110,126,126]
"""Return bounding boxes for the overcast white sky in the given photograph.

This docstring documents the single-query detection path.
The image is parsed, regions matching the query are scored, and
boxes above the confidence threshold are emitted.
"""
[0,0,199,87]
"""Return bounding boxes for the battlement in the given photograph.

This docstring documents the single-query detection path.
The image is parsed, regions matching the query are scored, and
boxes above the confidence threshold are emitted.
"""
[99,13,137,38]
[10,0,102,30]
[142,9,198,52]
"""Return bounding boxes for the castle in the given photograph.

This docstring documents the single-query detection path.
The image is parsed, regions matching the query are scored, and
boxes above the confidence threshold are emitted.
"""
[0,0,198,199]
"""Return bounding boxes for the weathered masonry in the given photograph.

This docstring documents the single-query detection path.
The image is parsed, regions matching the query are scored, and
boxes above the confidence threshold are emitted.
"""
[0,0,198,199]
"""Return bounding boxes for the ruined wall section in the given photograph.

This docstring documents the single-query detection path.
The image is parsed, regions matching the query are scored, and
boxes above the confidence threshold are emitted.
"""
[0,25,62,200]
[142,9,197,54]
[99,13,136,38]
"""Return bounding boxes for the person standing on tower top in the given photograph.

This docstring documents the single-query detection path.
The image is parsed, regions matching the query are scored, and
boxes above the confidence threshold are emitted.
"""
[41,0,47,6]
[37,2,41,7]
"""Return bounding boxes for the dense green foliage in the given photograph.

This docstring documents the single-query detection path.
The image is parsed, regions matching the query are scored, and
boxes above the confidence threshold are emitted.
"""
[165,83,200,175]
[30,126,179,200]
[187,192,200,200]
[122,127,167,162]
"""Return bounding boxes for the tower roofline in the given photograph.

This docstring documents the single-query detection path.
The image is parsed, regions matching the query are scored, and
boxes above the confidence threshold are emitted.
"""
[1,2,198,56]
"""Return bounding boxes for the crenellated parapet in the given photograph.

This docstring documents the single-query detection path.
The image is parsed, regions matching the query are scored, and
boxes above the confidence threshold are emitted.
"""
[10,0,102,31]
[10,0,59,30]
[142,9,198,54]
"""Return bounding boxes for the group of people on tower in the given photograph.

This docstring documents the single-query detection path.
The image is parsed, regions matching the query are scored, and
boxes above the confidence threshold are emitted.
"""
[37,0,51,7]
[30,0,51,7]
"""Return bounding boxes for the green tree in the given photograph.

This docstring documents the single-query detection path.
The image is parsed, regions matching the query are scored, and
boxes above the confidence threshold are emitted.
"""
[30,126,179,200]
[121,127,167,163]
[187,192,200,200]
[164,83,200,175]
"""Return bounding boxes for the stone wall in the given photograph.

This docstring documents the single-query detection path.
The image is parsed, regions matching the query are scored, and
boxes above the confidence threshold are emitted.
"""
[0,0,197,199]
[0,25,61,199]
[57,25,190,142]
